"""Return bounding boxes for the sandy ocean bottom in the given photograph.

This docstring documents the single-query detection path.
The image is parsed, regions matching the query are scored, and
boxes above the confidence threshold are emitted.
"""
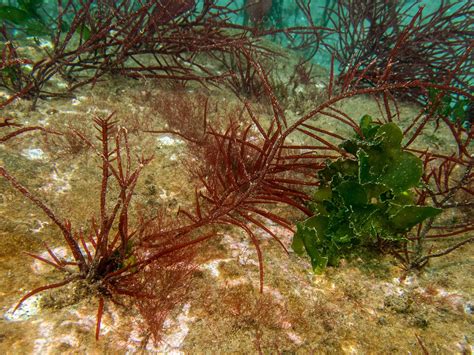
[0,44,473,353]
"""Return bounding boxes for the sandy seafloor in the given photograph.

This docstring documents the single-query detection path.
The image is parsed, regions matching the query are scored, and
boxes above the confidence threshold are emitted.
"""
[0,43,473,354]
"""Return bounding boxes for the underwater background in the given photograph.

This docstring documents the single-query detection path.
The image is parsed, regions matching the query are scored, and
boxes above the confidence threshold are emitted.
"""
[2,0,471,66]
[0,0,472,353]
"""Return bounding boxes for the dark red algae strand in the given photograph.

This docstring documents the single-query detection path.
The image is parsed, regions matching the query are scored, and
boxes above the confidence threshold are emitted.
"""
[154,0,195,24]
[13,278,79,313]
[95,297,105,341]
[0,167,88,272]
[24,252,64,271]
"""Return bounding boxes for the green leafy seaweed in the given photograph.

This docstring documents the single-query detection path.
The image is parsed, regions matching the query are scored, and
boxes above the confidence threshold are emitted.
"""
[292,116,442,272]
[0,6,31,24]
[0,0,49,36]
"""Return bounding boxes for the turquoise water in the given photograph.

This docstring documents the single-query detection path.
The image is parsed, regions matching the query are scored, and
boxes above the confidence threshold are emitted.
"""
[1,0,471,72]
